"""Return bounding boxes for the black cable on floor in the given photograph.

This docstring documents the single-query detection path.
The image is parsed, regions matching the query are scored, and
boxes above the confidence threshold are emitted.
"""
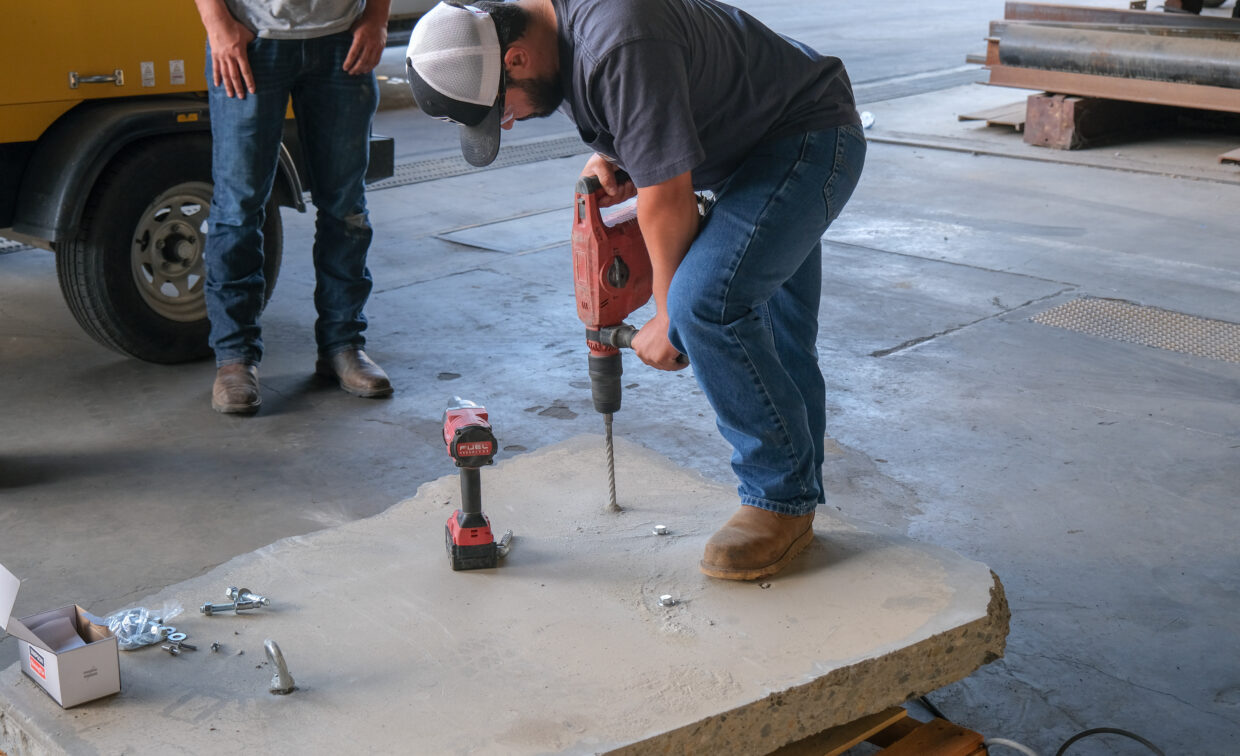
[1054,727,1165,756]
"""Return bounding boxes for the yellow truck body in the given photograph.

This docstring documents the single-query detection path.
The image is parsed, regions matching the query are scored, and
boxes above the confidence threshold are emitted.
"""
[2,2,208,142]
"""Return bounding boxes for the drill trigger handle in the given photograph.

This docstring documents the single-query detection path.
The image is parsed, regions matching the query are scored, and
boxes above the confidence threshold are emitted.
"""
[591,324,689,364]
[575,169,633,196]
[590,324,637,349]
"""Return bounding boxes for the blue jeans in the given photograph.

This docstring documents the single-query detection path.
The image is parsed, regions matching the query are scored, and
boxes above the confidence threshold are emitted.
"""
[667,125,866,516]
[204,32,379,366]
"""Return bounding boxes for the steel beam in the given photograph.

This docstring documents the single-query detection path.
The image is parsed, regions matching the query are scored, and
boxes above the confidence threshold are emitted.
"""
[985,64,1240,113]
[1004,1,1240,30]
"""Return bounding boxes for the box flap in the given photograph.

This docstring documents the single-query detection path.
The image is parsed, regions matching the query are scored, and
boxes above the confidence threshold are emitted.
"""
[0,561,19,633]
[1,564,52,649]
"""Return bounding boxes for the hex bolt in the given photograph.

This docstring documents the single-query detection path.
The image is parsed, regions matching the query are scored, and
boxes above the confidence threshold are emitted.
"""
[653,525,669,536]
[659,594,677,607]
[161,644,182,656]
[264,639,296,695]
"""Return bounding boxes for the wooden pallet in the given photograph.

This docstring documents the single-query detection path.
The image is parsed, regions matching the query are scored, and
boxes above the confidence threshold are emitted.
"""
[771,707,985,756]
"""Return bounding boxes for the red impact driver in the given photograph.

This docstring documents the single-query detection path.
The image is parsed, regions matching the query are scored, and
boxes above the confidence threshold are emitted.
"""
[442,398,509,570]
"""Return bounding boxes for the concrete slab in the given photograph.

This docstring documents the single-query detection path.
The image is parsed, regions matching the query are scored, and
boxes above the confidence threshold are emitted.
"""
[0,439,1007,755]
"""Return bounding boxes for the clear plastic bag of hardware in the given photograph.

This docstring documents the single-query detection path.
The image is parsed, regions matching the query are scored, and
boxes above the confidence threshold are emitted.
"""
[103,602,183,650]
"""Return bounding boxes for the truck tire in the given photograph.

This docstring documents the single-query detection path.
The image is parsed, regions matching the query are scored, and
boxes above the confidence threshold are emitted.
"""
[56,134,282,364]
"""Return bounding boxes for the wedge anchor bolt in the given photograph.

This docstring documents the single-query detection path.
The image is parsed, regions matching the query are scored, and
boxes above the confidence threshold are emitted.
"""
[496,530,514,559]
[201,586,271,616]
[264,639,296,695]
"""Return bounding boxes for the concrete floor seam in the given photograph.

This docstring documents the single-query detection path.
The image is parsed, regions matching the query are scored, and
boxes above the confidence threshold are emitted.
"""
[868,130,1240,186]
[826,239,1081,290]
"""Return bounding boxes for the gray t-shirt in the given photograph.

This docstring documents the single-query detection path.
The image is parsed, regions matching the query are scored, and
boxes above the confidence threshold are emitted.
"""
[225,0,366,39]
[551,0,859,191]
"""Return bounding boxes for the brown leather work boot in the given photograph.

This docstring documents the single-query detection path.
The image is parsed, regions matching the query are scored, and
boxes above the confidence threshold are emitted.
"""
[315,348,393,398]
[211,363,261,415]
[700,505,816,580]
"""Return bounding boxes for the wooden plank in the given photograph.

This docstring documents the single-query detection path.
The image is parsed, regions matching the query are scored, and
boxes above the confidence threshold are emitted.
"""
[1219,147,1240,164]
[768,708,908,756]
[958,101,1027,132]
[879,718,986,756]
[985,64,1240,114]
[867,715,923,748]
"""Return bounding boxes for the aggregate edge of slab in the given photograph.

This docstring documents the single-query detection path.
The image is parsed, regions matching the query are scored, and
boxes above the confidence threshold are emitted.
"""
[0,692,50,756]
[613,573,1009,755]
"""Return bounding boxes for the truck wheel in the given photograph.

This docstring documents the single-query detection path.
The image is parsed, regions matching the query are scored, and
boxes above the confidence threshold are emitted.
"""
[57,134,282,364]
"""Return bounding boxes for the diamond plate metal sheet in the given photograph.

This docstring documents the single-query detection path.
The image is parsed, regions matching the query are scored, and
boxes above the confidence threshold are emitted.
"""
[1032,297,1240,363]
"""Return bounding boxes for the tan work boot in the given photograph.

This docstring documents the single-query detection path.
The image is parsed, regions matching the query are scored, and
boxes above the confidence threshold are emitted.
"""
[316,348,393,398]
[211,363,261,415]
[700,505,816,580]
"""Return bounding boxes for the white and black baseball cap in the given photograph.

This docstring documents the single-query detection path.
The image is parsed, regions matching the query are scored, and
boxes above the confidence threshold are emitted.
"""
[406,2,505,167]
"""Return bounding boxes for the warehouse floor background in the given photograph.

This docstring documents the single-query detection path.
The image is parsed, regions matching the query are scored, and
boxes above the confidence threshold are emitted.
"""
[3,1,1239,753]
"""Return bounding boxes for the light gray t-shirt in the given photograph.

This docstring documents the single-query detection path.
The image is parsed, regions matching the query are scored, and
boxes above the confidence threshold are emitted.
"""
[225,0,366,39]
[552,0,859,191]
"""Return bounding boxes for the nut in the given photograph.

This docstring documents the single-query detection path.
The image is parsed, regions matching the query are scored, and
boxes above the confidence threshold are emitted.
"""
[653,525,669,536]
[659,594,676,607]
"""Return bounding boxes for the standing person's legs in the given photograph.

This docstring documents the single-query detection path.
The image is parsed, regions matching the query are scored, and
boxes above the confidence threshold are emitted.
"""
[667,125,865,579]
[290,32,391,397]
[204,37,297,413]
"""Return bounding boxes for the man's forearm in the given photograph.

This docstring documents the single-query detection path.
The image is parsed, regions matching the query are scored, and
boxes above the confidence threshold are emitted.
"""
[636,171,699,315]
[359,0,393,28]
[194,0,235,32]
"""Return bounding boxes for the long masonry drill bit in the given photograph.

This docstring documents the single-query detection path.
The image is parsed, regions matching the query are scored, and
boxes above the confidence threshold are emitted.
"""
[604,412,621,512]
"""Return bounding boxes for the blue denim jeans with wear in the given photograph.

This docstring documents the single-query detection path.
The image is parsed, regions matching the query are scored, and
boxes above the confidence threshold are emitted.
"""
[204,32,379,367]
[667,125,866,516]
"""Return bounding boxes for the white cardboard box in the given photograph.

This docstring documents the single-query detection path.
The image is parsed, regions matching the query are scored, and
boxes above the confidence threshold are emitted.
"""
[1,562,121,708]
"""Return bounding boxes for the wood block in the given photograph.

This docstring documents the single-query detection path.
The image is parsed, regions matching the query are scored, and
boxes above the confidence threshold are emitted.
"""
[1023,93,1176,150]
[879,718,986,756]
[768,707,908,756]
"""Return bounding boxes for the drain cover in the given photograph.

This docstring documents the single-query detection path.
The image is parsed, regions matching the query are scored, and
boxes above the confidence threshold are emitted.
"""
[1032,297,1240,364]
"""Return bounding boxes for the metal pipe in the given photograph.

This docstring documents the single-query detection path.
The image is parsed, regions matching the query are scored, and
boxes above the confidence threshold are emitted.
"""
[998,23,1240,89]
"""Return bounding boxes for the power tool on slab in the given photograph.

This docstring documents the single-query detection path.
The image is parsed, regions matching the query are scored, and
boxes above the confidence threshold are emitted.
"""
[442,398,512,570]
[571,170,652,513]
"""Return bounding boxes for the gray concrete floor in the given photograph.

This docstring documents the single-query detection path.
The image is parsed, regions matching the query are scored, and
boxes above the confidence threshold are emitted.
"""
[3,0,1240,753]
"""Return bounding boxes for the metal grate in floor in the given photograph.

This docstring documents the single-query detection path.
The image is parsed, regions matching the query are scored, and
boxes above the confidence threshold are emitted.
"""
[1031,297,1240,364]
